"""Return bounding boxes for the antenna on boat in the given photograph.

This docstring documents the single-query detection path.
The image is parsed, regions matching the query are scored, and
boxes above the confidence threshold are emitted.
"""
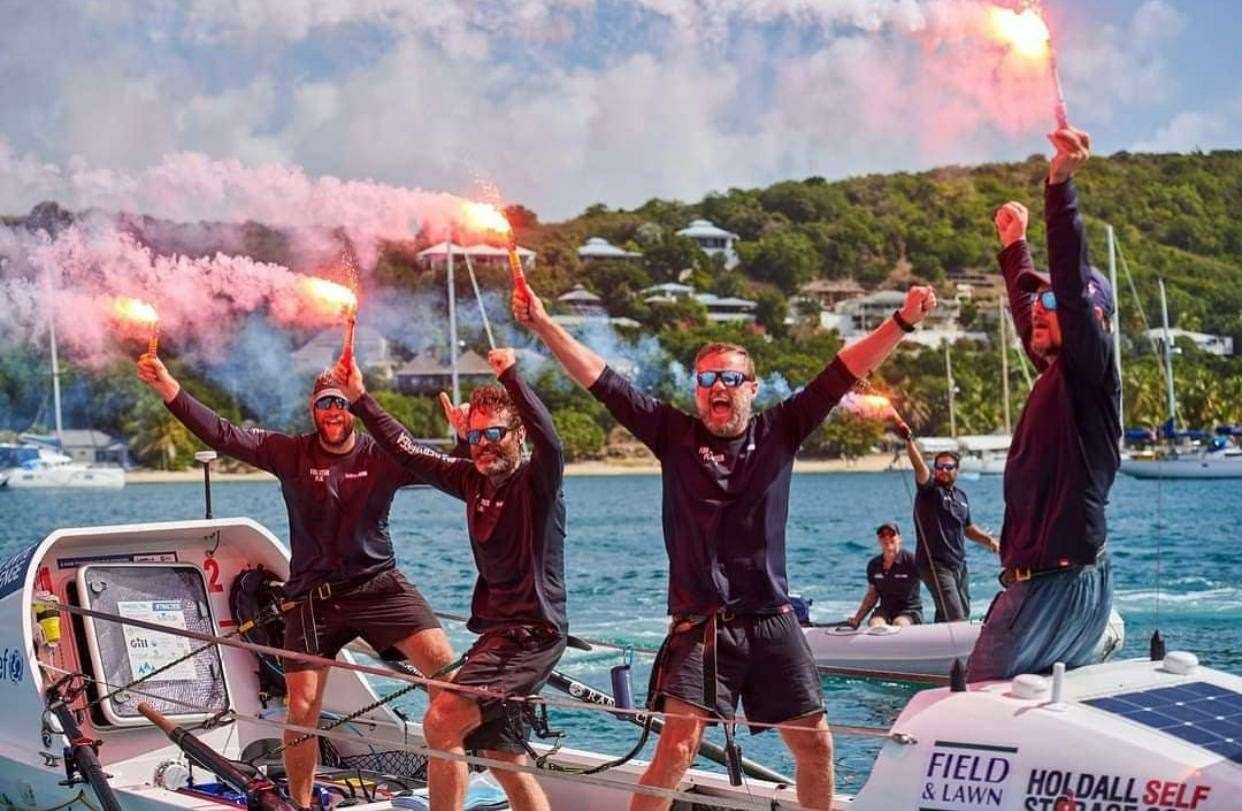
[949,658,966,692]
[195,450,217,519]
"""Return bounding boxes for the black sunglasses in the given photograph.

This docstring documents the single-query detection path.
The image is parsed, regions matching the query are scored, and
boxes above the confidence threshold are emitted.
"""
[467,426,511,445]
[314,395,349,411]
[935,462,957,471]
[696,370,752,388]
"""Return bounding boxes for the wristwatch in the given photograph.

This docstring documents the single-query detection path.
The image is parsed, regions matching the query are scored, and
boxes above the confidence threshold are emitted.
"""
[892,310,916,333]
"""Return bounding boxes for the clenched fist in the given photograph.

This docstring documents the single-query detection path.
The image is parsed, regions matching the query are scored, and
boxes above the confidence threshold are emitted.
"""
[994,201,1028,248]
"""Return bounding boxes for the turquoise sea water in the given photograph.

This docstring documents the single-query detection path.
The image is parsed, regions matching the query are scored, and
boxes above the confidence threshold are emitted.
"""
[1,472,1237,792]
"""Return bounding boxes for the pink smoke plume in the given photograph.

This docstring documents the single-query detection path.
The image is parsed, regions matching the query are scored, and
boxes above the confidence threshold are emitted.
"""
[1,216,374,368]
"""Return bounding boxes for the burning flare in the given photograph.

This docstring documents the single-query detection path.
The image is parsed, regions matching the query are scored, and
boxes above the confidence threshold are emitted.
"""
[838,392,898,422]
[461,201,512,236]
[113,296,160,355]
[300,277,359,368]
[988,5,1051,59]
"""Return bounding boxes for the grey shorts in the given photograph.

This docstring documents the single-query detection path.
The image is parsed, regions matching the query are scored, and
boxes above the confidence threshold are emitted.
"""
[967,552,1113,682]
[456,626,567,754]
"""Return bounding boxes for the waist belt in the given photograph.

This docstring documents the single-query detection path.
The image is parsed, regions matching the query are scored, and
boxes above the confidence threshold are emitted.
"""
[309,570,381,602]
[999,563,1082,588]
[668,605,794,711]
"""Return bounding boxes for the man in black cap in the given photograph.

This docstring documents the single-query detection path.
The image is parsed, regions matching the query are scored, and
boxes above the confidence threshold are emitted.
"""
[136,356,456,809]
[847,522,923,628]
[890,421,999,623]
[968,125,1121,682]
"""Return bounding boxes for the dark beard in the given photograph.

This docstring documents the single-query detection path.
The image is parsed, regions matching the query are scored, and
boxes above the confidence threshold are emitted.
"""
[318,422,355,452]
[703,405,751,438]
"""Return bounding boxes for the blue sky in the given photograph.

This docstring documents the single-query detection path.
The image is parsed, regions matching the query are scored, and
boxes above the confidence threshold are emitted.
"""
[1,1,1237,221]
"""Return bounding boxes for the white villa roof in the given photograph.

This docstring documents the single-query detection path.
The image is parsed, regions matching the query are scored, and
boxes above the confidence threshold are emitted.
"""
[676,219,738,240]
[642,282,694,296]
[557,284,603,304]
[696,293,757,309]
[578,237,641,259]
[397,350,493,377]
[416,242,535,259]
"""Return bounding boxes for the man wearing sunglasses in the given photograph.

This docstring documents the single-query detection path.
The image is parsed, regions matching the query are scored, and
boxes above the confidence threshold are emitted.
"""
[970,125,1121,682]
[341,348,566,811]
[136,355,455,809]
[891,423,999,623]
[514,283,936,810]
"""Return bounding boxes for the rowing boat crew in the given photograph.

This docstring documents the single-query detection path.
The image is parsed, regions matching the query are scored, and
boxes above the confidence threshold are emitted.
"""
[135,125,1121,811]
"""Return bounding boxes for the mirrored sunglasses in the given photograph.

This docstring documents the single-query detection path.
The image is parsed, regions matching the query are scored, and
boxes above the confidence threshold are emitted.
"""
[696,370,751,388]
[467,426,511,445]
[314,395,349,411]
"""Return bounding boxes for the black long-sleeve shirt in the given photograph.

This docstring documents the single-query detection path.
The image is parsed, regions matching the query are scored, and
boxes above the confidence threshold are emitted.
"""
[166,390,424,597]
[589,357,856,616]
[998,179,1121,570]
[352,369,568,635]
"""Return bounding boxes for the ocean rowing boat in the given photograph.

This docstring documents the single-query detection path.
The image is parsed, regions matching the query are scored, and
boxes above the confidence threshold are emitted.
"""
[0,517,1238,809]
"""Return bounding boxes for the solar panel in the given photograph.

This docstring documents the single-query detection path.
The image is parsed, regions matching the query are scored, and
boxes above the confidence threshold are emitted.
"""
[1085,681,1242,763]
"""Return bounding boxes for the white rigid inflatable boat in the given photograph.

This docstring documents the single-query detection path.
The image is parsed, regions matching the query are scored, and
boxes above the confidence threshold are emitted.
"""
[0,516,1234,810]
[805,612,1126,683]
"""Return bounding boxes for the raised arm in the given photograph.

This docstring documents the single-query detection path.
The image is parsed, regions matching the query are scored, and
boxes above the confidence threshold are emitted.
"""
[340,360,471,499]
[516,289,606,389]
[489,349,564,492]
[837,286,937,379]
[516,288,673,454]
[1045,127,1112,376]
[906,438,930,486]
[137,354,290,473]
[994,202,1047,372]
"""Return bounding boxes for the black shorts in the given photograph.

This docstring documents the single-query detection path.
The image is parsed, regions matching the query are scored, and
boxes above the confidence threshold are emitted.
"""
[454,626,567,754]
[283,569,441,673]
[655,610,824,734]
[871,608,922,624]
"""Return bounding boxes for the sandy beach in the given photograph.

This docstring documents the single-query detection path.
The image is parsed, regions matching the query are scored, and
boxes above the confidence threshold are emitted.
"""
[124,452,907,483]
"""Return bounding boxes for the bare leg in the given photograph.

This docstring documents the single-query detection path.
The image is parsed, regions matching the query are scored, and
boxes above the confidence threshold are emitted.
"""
[485,749,550,811]
[629,697,709,811]
[424,690,482,811]
[391,627,457,700]
[893,614,914,627]
[867,615,890,627]
[284,667,330,808]
[778,712,834,810]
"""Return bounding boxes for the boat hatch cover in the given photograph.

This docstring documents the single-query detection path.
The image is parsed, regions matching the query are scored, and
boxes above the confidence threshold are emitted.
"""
[77,563,230,727]
[1085,681,1242,763]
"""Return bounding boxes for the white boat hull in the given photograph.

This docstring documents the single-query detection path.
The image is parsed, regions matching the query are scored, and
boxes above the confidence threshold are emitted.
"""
[806,610,1125,682]
[1,464,126,488]
[1120,457,1242,479]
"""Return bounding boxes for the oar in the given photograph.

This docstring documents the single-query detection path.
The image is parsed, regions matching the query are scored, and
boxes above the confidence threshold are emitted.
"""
[543,670,793,785]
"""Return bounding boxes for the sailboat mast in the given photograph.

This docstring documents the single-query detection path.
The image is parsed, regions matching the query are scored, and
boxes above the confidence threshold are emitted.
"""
[1157,279,1176,433]
[445,240,461,415]
[998,296,1010,434]
[1107,225,1124,429]
[49,311,63,442]
[945,343,957,438]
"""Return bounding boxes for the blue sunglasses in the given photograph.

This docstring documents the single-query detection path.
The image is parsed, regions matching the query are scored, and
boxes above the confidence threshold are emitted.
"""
[314,396,349,411]
[1036,290,1057,311]
[696,370,752,388]
[466,426,511,445]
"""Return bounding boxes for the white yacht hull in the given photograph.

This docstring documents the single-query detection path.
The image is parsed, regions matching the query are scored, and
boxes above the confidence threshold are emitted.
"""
[1,465,126,489]
[1120,457,1242,479]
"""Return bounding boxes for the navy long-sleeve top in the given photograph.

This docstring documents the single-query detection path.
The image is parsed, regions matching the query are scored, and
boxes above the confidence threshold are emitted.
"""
[167,390,423,597]
[998,179,1121,570]
[352,368,568,635]
[589,357,856,616]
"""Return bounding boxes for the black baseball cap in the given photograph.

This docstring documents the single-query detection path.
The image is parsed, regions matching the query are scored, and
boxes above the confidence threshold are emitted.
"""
[1017,265,1115,317]
[875,522,901,536]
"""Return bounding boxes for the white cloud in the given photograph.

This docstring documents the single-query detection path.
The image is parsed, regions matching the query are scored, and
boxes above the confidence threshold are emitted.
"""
[0,0,1209,220]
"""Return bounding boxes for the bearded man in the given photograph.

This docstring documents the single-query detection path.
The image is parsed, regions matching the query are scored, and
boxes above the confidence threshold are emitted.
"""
[137,355,455,810]
[514,283,936,810]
